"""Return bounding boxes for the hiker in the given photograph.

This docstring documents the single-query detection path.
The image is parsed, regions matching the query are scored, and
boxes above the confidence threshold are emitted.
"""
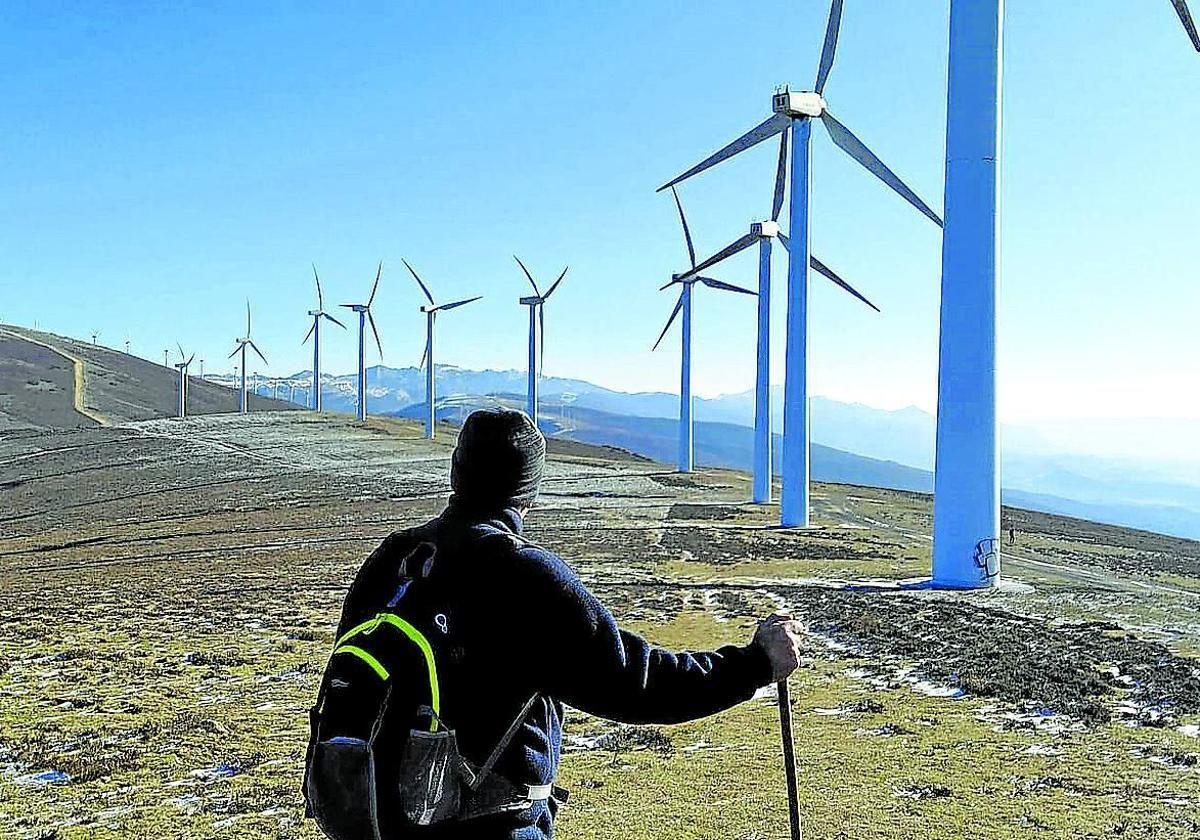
[305,408,804,840]
[1008,525,1016,546]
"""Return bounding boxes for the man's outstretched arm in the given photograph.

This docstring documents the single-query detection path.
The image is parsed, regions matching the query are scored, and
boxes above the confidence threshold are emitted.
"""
[508,546,803,725]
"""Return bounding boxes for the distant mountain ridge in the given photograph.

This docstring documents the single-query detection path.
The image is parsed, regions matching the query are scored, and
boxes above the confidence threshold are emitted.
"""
[204,362,1200,540]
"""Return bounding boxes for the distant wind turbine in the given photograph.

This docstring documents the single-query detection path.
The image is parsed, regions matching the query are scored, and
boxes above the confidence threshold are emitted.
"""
[513,256,569,427]
[658,0,940,524]
[404,259,482,440]
[302,264,346,412]
[339,264,384,422]
[227,301,267,415]
[91,330,100,346]
[653,187,756,473]
[674,144,879,504]
[174,343,195,418]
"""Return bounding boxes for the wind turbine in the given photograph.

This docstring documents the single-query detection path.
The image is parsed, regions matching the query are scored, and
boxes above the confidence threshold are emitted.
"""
[90,330,100,346]
[513,256,568,427]
[931,0,1198,588]
[653,187,756,473]
[658,0,941,525]
[302,264,346,412]
[674,146,879,504]
[227,301,267,415]
[340,264,384,422]
[174,344,195,418]
[403,259,482,440]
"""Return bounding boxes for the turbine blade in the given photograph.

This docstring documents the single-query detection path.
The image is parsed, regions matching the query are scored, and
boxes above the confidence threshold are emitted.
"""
[771,126,790,221]
[543,266,569,300]
[187,353,195,366]
[659,278,680,291]
[228,343,241,359]
[821,112,943,227]
[303,320,316,345]
[682,232,759,279]
[810,256,881,312]
[368,309,383,359]
[777,232,790,251]
[368,262,382,307]
[322,312,347,329]
[670,186,696,268]
[1173,0,1200,50]
[652,294,685,351]
[176,342,185,359]
[245,300,252,337]
[433,295,482,312]
[513,255,541,296]
[814,0,845,94]
[249,339,269,365]
[313,263,324,310]
[403,259,435,305]
[699,276,756,296]
[538,303,545,373]
[657,112,790,192]
[419,333,429,370]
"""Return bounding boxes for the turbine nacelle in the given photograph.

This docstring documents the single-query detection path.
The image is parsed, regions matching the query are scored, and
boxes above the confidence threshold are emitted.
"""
[772,90,826,118]
[752,220,781,238]
[519,295,542,306]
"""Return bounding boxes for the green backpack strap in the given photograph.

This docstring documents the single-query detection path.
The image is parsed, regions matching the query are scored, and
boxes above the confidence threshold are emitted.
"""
[331,612,442,731]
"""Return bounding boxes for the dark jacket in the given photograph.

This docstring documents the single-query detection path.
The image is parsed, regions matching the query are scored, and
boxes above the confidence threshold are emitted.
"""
[335,500,773,839]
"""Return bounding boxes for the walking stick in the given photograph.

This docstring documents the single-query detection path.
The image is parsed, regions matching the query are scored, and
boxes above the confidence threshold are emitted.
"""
[777,679,802,840]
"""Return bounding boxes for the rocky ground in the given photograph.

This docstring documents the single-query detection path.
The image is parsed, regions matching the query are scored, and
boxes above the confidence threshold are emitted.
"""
[1,412,1197,839]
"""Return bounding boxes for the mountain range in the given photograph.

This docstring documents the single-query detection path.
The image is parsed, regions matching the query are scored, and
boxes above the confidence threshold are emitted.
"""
[212,363,1200,540]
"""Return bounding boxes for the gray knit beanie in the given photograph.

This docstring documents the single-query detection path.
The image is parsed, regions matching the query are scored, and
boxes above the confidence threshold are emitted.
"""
[450,409,546,512]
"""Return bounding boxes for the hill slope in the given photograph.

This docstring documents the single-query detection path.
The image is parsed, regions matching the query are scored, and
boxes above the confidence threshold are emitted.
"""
[0,325,297,429]
[0,413,1196,839]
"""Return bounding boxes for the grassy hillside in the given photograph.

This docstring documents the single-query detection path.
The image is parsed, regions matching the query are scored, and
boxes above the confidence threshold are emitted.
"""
[0,325,298,429]
[0,414,1197,839]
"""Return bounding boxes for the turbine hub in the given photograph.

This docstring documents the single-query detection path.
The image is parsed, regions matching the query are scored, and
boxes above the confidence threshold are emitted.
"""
[772,90,826,118]
[752,220,781,238]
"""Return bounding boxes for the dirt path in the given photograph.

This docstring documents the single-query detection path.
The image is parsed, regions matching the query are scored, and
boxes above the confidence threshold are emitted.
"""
[0,328,110,426]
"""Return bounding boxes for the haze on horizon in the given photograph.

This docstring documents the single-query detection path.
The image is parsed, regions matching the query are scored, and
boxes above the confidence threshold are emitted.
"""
[1,2,1196,440]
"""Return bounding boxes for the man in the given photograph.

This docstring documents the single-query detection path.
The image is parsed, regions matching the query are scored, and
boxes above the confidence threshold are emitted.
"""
[335,408,805,839]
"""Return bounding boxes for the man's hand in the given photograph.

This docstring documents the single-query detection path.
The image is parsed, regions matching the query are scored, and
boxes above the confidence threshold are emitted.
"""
[752,613,805,683]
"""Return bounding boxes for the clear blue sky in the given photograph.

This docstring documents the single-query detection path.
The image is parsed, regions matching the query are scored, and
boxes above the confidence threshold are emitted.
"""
[1,1,1197,425]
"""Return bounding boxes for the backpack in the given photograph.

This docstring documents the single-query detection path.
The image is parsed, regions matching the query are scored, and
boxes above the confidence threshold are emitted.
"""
[302,530,564,839]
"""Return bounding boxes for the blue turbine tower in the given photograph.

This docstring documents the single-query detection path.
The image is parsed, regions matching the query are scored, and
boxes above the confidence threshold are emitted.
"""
[514,256,569,428]
[676,138,879,504]
[659,0,941,526]
[654,187,757,473]
[931,0,1199,588]
[302,265,346,412]
[340,264,384,423]
[404,259,482,440]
